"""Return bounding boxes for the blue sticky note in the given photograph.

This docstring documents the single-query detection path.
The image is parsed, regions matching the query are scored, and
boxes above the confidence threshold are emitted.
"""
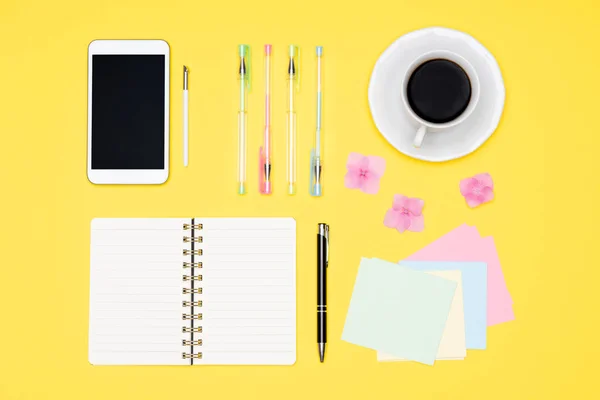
[399,261,487,349]
[342,258,457,365]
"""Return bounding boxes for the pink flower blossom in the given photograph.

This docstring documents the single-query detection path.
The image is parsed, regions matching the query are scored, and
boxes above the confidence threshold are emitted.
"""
[384,194,425,233]
[344,152,386,194]
[460,173,494,208]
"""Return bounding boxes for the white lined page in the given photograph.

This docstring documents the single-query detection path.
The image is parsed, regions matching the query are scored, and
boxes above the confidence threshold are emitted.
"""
[194,218,296,365]
[89,218,188,365]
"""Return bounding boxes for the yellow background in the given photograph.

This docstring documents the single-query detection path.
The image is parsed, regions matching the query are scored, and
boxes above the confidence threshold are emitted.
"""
[1,0,598,398]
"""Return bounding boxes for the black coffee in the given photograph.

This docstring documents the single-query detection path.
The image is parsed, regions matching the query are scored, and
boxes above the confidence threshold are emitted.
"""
[407,59,471,124]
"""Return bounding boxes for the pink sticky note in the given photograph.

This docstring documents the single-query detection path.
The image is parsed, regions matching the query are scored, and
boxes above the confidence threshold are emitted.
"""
[404,225,514,326]
[478,237,515,325]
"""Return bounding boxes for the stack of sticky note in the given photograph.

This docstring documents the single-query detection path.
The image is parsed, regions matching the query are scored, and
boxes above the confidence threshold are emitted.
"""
[342,224,513,365]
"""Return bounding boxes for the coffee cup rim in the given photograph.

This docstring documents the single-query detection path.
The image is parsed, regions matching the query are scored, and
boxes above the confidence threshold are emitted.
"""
[401,50,481,129]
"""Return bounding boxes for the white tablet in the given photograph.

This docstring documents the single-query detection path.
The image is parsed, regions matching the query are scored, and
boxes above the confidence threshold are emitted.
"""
[87,40,170,184]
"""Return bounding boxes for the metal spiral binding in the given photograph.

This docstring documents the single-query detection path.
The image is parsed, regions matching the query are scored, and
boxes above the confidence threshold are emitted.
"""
[182,300,203,307]
[183,236,203,243]
[183,313,203,320]
[183,223,203,230]
[182,220,203,362]
[182,339,203,346]
[183,275,203,281]
[182,326,202,333]
[183,288,203,294]
[182,353,202,359]
[183,262,202,268]
[183,249,203,256]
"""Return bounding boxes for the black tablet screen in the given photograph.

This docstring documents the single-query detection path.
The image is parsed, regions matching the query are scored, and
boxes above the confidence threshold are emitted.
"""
[91,55,165,169]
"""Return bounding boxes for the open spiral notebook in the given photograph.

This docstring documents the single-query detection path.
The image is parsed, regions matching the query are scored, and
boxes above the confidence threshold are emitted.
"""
[88,218,296,365]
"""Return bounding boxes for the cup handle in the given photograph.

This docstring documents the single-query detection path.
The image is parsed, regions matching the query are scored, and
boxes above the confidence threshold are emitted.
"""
[413,125,427,148]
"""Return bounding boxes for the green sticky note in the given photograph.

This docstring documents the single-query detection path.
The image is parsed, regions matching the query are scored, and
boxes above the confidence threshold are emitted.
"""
[342,258,457,365]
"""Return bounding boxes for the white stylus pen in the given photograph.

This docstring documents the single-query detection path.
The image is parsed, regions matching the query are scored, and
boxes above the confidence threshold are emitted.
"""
[183,66,189,167]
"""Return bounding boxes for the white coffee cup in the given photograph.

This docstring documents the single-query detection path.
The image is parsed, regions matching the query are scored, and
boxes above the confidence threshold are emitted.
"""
[401,50,481,148]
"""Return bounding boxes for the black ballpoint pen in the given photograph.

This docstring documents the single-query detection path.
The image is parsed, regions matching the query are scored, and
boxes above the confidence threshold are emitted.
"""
[317,223,329,362]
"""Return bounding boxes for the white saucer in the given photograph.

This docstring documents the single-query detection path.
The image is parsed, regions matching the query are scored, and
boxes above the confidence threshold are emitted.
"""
[368,27,505,162]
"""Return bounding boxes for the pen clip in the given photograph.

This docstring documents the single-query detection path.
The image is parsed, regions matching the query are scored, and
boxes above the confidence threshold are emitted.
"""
[183,65,189,90]
[288,45,300,91]
[324,225,329,267]
[310,148,322,196]
[239,44,251,91]
[259,146,272,194]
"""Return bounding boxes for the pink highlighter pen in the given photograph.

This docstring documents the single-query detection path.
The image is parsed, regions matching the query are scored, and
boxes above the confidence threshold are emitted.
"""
[259,44,273,194]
